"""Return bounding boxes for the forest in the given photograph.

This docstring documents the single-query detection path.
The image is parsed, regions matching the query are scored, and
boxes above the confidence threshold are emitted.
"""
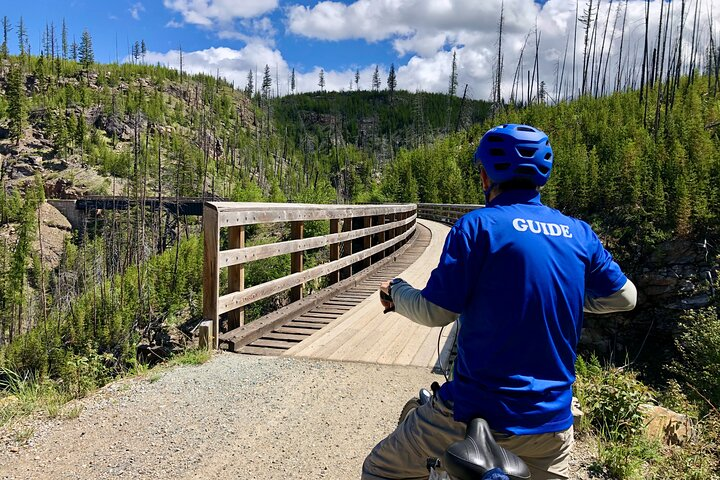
[0,3,719,477]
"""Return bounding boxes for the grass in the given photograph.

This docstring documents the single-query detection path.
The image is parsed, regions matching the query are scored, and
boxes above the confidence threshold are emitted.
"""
[0,348,213,430]
[167,348,212,367]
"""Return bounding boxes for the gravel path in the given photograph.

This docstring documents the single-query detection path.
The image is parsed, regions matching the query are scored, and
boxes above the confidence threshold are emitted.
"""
[0,353,596,479]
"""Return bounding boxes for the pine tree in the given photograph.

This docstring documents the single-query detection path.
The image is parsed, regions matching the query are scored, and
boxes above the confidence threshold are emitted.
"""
[245,69,254,97]
[449,51,458,96]
[79,29,94,74]
[61,18,68,60]
[17,17,27,56]
[290,68,296,94]
[387,64,397,96]
[0,17,9,59]
[7,61,26,146]
[355,69,360,90]
[318,69,325,91]
[132,41,140,63]
[372,65,381,92]
[261,64,272,99]
[71,36,78,62]
[140,39,146,63]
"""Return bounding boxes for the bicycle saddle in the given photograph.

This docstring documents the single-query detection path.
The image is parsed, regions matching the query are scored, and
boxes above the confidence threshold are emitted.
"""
[443,418,531,480]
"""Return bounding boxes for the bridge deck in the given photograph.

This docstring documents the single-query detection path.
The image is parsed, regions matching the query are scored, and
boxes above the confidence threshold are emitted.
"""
[283,219,454,369]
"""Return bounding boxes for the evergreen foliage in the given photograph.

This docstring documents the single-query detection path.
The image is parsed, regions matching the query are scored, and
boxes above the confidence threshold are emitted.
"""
[6,60,26,145]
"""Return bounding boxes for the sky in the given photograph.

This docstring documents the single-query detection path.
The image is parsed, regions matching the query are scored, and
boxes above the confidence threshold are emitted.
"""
[2,1,719,100]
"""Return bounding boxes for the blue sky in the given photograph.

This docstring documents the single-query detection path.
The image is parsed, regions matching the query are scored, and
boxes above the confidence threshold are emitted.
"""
[2,1,710,99]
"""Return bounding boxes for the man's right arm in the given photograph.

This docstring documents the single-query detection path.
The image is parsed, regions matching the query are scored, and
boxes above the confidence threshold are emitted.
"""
[584,226,637,314]
[584,278,637,314]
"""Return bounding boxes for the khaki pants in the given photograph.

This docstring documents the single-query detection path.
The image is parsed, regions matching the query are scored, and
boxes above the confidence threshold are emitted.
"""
[361,395,573,480]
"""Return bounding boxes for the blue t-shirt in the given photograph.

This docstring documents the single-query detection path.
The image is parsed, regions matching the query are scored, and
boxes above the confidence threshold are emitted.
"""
[422,190,627,435]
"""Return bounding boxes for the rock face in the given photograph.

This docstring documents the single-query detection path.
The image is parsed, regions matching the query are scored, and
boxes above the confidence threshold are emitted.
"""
[580,236,717,364]
[640,404,693,446]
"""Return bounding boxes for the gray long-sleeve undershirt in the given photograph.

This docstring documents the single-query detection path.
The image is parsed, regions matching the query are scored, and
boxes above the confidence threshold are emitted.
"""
[390,278,637,327]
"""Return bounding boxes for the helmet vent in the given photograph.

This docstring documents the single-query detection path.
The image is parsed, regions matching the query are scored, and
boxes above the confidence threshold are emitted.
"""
[495,162,511,171]
[538,165,550,174]
[517,126,536,132]
[490,148,505,157]
[544,152,552,160]
[517,147,537,158]
[515,166,536,175]
[487,135,503,143]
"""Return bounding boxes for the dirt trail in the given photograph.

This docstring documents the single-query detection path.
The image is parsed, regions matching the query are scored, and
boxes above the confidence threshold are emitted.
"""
[0,353,596,479]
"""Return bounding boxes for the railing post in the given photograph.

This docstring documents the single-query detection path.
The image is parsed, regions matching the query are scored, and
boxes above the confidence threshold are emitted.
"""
[227,225,245,330]
[362,215,372,270]
[329,219,340,285]
[378,214,386,260]
[290,221,304,301]
[202,204,220,349]
[341,217,353,280]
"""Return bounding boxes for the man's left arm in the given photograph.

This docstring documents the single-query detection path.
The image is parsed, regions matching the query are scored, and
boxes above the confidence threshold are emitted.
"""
[381,279,458,327]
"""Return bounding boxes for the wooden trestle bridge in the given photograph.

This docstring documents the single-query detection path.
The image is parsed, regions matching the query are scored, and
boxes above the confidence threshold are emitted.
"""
[201,202,482,370]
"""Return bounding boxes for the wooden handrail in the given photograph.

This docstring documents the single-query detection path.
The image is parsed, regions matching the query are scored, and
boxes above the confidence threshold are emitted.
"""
[417,203,483,225]
[218,214,416,267]
[203,202,417,349]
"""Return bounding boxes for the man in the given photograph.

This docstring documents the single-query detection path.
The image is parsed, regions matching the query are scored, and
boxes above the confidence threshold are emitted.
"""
[362,124,637,480]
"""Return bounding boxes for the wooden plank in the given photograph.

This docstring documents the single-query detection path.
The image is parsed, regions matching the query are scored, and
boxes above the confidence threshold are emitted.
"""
[218,215,415,267]
[290,221,304,302]
[202,204,220,349]
[227,225,245,330]
[295,317,331,324]
[239,345,285,356]
[298,312,338,319]
[264,332,308,342]
[412,324,443,367]
[251,339,298,349]
[217,227,415,315]
[275,326,319,335]
[288,321,326,329]
[212,202,416,227]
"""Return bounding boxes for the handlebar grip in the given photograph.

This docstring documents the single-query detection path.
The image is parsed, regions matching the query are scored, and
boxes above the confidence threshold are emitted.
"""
[379,290,395,314]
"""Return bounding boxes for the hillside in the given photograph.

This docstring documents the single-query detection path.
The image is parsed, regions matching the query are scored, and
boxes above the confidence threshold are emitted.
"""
[271,90,491,167]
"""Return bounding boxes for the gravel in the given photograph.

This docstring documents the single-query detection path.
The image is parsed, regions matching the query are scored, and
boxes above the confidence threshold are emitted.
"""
[0,353,596,479]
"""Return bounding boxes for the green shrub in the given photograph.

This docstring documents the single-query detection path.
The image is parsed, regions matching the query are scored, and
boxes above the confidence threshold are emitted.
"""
[671,306,720,414]
[576,355,653,443]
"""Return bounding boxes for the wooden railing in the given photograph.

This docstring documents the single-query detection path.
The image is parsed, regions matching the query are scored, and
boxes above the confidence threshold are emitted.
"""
[417,203,483,225]
[202,202,417,348]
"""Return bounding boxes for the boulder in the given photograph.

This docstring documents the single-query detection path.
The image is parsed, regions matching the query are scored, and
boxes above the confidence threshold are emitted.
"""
[572,396,584,429]
[640,404,693,446]
[10,162,35,179]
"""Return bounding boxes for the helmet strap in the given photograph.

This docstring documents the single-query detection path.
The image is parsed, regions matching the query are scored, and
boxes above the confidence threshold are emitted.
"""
[483,182,497,204]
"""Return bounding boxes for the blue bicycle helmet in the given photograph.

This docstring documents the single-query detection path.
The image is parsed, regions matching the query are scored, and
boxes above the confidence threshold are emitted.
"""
[474,124,553,187]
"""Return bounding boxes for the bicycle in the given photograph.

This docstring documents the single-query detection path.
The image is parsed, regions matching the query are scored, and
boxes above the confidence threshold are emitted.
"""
[399,385,531,480]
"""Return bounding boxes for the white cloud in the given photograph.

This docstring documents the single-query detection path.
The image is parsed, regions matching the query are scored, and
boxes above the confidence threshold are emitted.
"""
[166,19,184,28]
[143,43,288,91]
[129,2,145,21]
[286,0,720,100]
[163,0,279,27]
[145,0,720,102]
